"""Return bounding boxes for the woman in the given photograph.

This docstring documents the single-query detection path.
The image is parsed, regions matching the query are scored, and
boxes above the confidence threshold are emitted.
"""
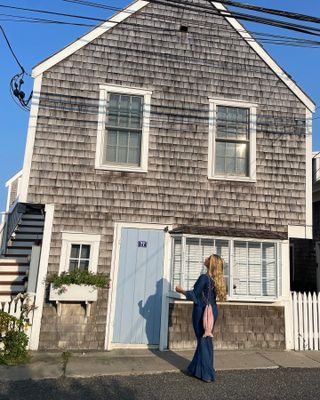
[175,254,227,383]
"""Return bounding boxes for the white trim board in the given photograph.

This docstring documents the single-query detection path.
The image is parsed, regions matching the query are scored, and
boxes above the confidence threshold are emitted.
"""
[19,74,43,203]
[31,0,315,112]
[29,204,55,350]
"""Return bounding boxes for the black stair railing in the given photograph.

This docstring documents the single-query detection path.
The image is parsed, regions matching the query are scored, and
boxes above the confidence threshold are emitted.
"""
[0,202,27,255]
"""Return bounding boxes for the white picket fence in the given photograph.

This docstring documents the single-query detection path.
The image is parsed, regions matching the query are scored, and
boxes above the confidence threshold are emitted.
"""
[292,292,320,351]
[0,297,25,319]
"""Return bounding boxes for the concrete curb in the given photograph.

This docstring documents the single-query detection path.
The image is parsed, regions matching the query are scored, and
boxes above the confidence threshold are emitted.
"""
[1,350,320,382]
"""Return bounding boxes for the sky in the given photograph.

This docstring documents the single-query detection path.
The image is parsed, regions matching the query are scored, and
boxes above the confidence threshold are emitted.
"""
[0,0,320,213]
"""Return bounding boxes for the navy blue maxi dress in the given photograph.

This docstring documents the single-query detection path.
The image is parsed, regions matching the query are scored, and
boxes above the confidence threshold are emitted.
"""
[185,274,218,382]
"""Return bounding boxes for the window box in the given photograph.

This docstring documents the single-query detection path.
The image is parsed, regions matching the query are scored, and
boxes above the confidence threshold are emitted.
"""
[49,283,98,302]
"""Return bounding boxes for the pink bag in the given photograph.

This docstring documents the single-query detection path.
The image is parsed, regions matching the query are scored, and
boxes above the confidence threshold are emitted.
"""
[203,303,214,337]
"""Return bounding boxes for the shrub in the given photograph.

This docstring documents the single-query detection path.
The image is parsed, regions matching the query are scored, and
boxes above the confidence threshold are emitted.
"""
[0,311,30,365]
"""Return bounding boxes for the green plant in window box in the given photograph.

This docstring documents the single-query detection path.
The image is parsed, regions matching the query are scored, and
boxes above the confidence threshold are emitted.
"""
[47,270,110,295]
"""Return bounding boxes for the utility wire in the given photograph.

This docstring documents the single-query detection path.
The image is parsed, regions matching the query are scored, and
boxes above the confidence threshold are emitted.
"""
[216,1,320,25]
[2,1,320,38]
[0,24,24,71]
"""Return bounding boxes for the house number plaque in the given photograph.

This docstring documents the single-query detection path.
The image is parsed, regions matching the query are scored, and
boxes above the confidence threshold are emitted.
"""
[138,241,147,247]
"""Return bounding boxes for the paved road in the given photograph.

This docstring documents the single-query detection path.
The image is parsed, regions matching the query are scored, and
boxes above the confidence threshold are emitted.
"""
[1,368,320,400]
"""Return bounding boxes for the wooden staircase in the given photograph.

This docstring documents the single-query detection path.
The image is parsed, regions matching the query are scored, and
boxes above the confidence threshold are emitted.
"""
[0,206,44,301]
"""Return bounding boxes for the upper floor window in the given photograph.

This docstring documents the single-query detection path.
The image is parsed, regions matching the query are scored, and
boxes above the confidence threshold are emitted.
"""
[208,98,257,181]
[96,85,152,173]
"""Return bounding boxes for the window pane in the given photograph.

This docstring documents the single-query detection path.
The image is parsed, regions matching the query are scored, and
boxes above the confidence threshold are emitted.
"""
[118,131,129,147]
[236,143,247,158]
[69,259,78,271]
[171,238,182,290]
[185,238,203,290]
[248,243,261,296]
[79,260,89,271]
[128,147,140,165]
[130,132,141,148]
[70,244,80,259]
[131,96,143,128]
[118,147,128,163]
[108,94,119,126]
[106,146,117,162]
[236,158,247,175]
[215,157,225,174]
[81,245,91,259]
[226,143,236,157]
[262,243,276,296]
[234,241,247,295]
[107,130,118,146]
[226,157,236,174]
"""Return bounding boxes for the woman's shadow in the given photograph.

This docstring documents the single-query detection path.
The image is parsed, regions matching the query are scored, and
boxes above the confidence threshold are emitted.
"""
[138,278,192,372]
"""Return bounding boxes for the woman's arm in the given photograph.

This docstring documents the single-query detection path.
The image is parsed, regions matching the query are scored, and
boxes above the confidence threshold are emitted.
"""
[175,285,186,295]
[175,275,206,303]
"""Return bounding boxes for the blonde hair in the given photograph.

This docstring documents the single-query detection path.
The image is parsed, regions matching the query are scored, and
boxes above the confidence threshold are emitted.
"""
[208,254,227,302]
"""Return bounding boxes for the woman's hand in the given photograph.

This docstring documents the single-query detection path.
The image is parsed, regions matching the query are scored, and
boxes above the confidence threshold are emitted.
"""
[175,285,185,295]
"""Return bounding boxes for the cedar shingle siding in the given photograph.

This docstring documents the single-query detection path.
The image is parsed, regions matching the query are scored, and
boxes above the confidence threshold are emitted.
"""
[26,1,307,349]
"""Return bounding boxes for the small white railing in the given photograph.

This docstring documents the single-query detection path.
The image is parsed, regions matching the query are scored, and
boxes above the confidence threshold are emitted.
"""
[0,297,25,319]
[292,292,320,351]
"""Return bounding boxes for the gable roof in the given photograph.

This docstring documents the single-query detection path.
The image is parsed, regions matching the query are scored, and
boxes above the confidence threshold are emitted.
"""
[32,0,315,112]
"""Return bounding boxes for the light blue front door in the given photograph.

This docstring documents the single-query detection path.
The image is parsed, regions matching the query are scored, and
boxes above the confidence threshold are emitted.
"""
[112,228,165,345]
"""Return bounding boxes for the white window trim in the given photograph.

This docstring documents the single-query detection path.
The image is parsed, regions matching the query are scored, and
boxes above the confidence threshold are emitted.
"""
[95,84,152,173]
[208,97,257,182]
[59,232,101,274]
[170,234,281,302]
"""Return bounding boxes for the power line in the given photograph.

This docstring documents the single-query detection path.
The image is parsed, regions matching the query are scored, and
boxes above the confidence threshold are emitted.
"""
[2,0,320,38]
[0,24,24,71]
[0,3,106,23]
[216,1,320,25]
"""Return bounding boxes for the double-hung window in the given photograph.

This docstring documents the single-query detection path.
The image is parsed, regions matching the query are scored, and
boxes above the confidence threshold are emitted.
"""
[208,99,257,181]
[96,85,152,172]
[59,232,101,274]
[171,235,281,301]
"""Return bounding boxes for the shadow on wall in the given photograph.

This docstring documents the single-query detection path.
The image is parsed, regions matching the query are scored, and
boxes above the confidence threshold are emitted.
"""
[138,278,191,372]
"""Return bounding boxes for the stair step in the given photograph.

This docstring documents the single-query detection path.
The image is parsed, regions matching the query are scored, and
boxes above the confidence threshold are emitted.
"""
[0,275,26,282]
[2,256,29,264]
[19,220,44,227]
[15,226,43,233]
[9,241,36,248]
[12,233,43,241]
[6,248,33,256]
[22,214,44,221]
[0,284,26,292]
[0,265,28,273]
[0,271,26,276]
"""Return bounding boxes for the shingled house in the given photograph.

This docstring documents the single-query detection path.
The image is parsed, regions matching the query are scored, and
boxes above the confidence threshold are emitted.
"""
[0,0,315,351]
